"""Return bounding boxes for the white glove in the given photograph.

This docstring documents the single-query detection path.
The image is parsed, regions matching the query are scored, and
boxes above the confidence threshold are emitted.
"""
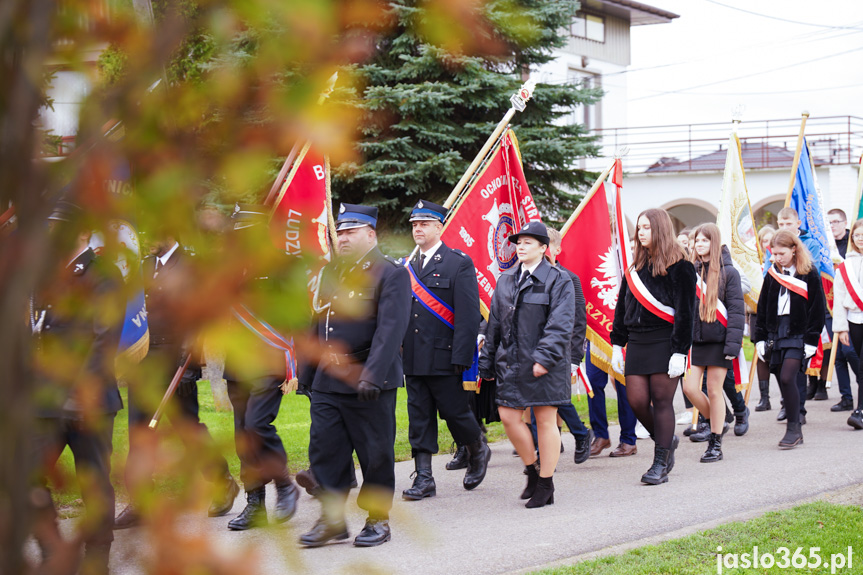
[804,344,817,359]
[571,363,578,376]
[756,341,766,361]
[667,353,687,378]
[612,345,625,374]
[725,355,735,361]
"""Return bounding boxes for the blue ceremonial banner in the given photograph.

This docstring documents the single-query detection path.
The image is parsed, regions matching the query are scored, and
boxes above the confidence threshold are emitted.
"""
[788,138,834,280]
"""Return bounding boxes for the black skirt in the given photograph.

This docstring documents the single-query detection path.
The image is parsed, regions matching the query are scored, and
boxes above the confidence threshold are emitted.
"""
[691,342,732,369]
[625,326,674,376]
[768,316,805,370]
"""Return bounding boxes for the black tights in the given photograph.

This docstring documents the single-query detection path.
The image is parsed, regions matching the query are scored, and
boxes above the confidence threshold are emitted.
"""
[756,357,770,384]
[625,373,678,449]
[775,358,802,424]
[848,323,863,410]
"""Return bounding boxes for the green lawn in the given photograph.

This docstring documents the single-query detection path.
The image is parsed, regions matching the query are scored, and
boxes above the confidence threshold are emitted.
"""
[534,501,863,575]
[51,384,618,514]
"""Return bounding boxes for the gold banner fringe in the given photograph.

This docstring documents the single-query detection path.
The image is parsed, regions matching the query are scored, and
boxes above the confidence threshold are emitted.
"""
[463,380,478,392]
[586,329,625,385]
[281,378,299,394]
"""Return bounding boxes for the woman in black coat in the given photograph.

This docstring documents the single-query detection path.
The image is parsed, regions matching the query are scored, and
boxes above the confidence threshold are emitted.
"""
[682,224,744,463]
[478,221,575,508]
[610,208,696,485]
[754,230,825,449]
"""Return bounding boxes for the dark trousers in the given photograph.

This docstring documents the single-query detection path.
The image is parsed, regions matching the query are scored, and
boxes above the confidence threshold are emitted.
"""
[835,339,860,402]
[33,415,116,551]
[587,357,637,445]
[309,389,397,519]
[406,374,482,456]
[126,345,228,491]
[227,376,288,491]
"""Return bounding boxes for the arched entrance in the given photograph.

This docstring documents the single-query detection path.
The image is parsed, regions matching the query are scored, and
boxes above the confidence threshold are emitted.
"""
[661,199,718,234]
[752,195,785,231]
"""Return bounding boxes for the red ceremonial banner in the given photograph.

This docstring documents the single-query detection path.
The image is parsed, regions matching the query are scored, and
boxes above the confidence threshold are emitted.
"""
[441,129,541,317]
[558,181,620,379]
[269,142,331,261]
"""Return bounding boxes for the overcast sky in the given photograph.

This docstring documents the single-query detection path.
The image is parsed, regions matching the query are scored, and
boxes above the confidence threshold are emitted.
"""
[622,0,863,128]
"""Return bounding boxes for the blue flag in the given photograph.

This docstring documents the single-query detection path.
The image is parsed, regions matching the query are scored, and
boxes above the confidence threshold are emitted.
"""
[788,138,834,280]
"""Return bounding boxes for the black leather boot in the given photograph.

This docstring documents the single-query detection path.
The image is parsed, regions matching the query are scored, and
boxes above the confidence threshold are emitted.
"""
[641,445,670,485]
[402,452,436,500]
[814,379,828,400]
[806,377,817,400]
[227,487,267,530]
[778,421,803,449]
[299,517,349,547]
[445,445,468,470]
[734,407,750,436]
[755,380,771,411]
[520,461,540,500]
[463,439,491,490]
[700,433,723,463]
[683,413,704,437]
[848,409,863,430]
[689,419,711,442]
[666,435,679,473]
[274,478,299,523]
[525,476,555,508]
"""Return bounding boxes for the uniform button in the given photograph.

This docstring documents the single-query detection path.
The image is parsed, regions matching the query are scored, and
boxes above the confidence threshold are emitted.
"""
[414,313,418,318]
[414,329,419,333]
[330,311,335,316]
[328,327,334,332]
[448,345,451,349]
[46,305,52,309]
[358,292,363,296]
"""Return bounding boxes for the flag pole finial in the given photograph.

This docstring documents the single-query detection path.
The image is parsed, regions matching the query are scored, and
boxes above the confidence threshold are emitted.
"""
[510,78,537,112]
[731,105,744,133]
[614,146,630,159]
[802,110,810,118]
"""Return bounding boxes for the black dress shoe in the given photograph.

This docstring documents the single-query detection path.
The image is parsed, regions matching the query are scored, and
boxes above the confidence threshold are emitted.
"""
[353,518,391,547]
[208,475,240,517]
[274,480,299,523]
[296,469,322,498]
[574,429,593,465]
[445,445,468,470]
[777,406,787,421]
[299,518,349,547]
[114,504,141,530]
[848,410,863,430]
[463,440,491,490]
[832,398,854,412]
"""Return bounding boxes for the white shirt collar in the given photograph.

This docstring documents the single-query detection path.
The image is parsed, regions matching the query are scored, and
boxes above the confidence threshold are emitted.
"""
[157,242,180,267]
[66,246,90,268]
[782,264,797,276]
[521,259,542,277]
[420,241,443,262]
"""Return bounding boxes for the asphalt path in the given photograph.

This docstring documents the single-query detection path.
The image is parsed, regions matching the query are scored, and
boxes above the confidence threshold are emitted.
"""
[47,383,863,574]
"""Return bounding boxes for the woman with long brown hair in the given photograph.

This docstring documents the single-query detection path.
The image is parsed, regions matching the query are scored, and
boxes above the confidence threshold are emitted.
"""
[682,223,745,463]
[754,230,825,449]
[610,209,696,484]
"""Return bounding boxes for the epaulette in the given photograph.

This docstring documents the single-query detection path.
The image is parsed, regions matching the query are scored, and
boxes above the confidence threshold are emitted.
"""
[383,255,400,267]
[451,249,467,258]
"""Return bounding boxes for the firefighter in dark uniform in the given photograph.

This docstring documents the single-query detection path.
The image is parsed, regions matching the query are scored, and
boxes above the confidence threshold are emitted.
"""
[29,199,126,575]
[299,204,411,548]
[114,232,240,529]
[222,205,299,531]
[401,199,490,500]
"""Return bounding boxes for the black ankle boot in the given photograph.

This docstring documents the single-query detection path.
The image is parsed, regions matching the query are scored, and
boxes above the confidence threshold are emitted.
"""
[463,439,491,490]
[273,478,299,523]
[520,461,540,500]
[778,421,803,449]
[700,433,723,463]
[525,475,555,508]
[734,407,750,436]
[690,419,711,442]
[755,379,771,411]
[848,409,863,430]
[227,487,267,530]
[814,379,828,400]
[641,445,670,485]
[683,413,704,437]
[445,445,468,470]
[402,452,436,500]
[666,435,680,473]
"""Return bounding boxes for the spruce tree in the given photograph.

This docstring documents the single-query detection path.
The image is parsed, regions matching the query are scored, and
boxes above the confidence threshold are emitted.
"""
[333,0,603,228]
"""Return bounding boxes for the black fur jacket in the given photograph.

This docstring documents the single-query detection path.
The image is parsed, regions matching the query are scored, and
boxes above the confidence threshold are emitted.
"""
[754,265,825,347]
[610,258,697,355]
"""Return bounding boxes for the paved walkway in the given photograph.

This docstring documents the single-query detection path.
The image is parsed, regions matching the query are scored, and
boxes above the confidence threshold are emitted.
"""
[54,387,863,574]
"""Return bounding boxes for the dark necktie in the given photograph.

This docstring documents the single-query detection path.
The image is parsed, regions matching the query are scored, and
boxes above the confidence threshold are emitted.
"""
[780,269,789,297]
[420,254,426,269]
[154,259,162,277]
[519,269,530,287]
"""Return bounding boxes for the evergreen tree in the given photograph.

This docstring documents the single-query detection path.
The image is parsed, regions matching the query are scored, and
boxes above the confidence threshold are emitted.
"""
[333,0,603,228]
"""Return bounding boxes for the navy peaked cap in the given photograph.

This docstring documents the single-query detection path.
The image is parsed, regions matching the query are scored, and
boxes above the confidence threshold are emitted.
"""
[508,221,549,246]
[409,199,447,223]
[336,203,377,231]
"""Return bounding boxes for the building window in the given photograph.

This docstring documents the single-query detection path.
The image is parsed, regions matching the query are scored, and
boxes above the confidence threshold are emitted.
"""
[572,11,605,43]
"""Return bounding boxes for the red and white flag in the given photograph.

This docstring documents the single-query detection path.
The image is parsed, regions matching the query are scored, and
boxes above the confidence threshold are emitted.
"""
[441,129,541,316]
[558,178,620,380]
[270,142,332,262]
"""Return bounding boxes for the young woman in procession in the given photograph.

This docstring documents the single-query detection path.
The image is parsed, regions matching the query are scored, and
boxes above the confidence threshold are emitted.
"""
[754,225,777,411]
[754,230,825,449]
[682,223,745,463]
[610,209,697,485]
[479,221,575,508]
[830,219,863,429]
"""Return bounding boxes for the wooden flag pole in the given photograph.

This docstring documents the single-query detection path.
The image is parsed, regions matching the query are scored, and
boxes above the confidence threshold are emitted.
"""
[690,407,699,431]
[743,354,759,405]
[559,158,617,237]
[825,331,840,385]
[440,79,537,210]
[148,351,194,429]
[784,111,811,207]
[264,72,339,207]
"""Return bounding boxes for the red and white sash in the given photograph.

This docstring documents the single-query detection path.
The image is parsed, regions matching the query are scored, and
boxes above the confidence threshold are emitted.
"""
[838,261,863,312]
[767,266,808,299]
[695,276,749,387]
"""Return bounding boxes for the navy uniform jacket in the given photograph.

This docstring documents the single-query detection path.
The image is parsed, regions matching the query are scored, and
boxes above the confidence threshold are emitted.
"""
[142,249,192,346]
[402,242,481,376]
[33,248,125,417]
[312,246,411,394]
